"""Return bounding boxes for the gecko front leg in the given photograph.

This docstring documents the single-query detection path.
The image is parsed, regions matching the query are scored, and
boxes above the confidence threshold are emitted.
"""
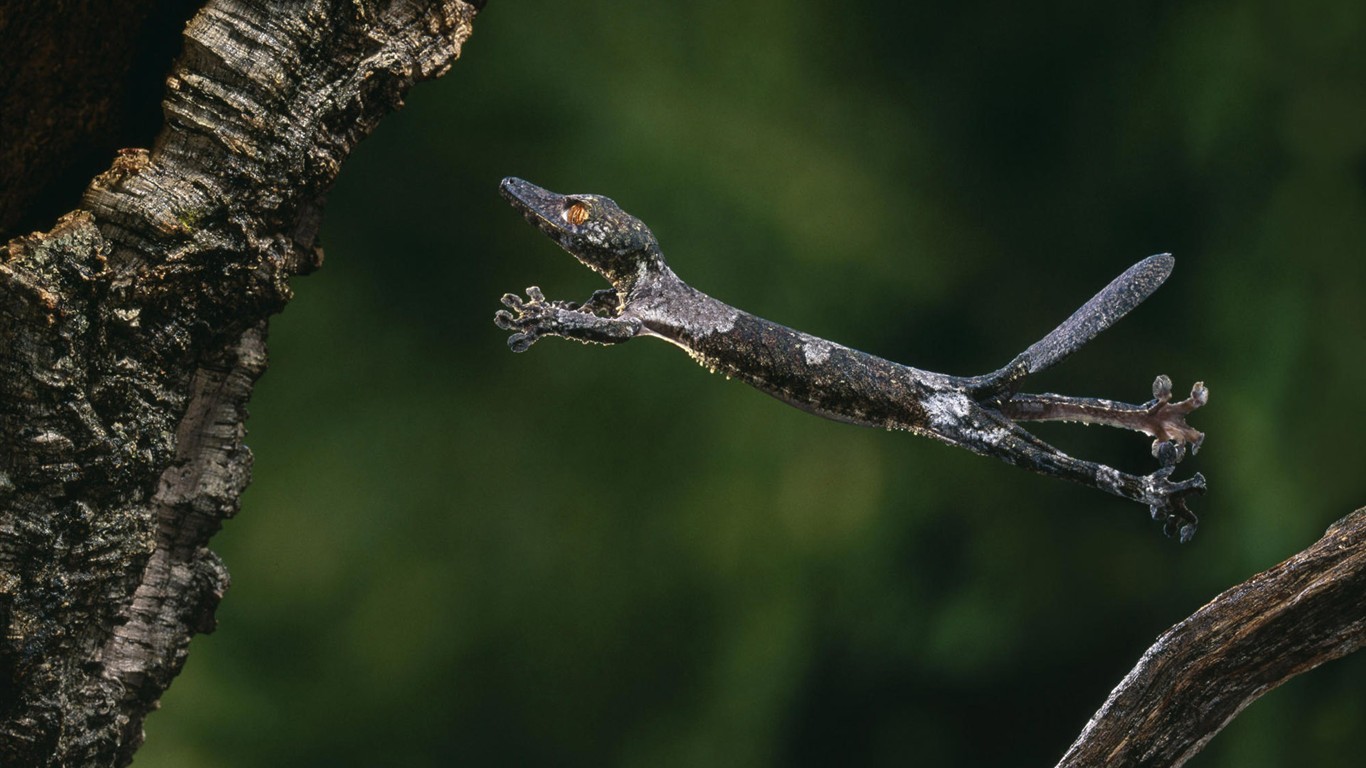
[495,286,641,352]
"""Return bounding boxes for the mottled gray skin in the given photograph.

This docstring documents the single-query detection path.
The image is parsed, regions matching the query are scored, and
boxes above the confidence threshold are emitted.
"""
[495,178,1207,540]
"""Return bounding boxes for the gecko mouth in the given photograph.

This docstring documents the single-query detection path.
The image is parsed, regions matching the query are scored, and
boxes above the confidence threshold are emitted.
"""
[500,177,571,235]
[501,177,622,285]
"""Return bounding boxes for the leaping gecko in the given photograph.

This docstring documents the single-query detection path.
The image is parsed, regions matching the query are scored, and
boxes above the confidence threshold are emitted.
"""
[495,178,1207,540]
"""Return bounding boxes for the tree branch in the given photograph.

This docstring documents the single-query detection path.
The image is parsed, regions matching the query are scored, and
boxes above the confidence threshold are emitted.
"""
[1059,508,1366,767]
[0,1,482,764]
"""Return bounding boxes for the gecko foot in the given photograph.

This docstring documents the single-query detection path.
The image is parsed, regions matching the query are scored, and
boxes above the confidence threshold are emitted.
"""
[495,286,555,352]
[1145,376,1207,457]
[1144,467,1205,542]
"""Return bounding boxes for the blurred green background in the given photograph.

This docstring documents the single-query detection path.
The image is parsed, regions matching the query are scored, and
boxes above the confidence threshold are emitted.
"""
[138,0,1365,765]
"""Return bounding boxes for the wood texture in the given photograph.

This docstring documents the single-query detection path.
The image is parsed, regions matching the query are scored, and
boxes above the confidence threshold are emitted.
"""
[0,2,481,764]
[1058,508,1366,767]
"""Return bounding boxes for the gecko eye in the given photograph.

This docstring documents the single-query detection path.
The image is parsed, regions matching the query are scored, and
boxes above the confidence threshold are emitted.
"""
[563,201,590,226]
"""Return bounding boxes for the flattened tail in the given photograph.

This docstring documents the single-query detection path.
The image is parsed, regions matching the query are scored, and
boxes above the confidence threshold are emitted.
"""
[974,254,1174,394]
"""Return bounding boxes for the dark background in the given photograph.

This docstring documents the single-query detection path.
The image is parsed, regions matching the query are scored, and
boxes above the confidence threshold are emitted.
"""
[137,1,1365,765]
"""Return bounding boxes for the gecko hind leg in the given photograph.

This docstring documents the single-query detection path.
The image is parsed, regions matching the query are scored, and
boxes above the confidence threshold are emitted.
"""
[1001,375,1208,454]
[985,422,1206,541]
[987,377,1208,540]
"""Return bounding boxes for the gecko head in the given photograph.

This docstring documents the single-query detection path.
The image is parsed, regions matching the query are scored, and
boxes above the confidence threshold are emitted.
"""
[501,177,665,289]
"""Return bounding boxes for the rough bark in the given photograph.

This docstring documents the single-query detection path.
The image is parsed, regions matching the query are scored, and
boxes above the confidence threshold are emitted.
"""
[0,1,482,765]
[1059,508,1366,767]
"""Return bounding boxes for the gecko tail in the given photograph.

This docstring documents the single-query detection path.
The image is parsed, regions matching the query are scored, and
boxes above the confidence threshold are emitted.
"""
[972,253,1175,395]
[1019,253,1174,375]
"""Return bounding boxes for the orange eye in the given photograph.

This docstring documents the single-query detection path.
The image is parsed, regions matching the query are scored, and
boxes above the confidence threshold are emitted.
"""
[564,202,590,226]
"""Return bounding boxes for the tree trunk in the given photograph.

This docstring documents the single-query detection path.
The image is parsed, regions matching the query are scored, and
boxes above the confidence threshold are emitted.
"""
[0,1,483,764]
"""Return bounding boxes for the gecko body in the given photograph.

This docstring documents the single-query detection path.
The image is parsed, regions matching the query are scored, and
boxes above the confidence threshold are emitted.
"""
[495,178,1206,539]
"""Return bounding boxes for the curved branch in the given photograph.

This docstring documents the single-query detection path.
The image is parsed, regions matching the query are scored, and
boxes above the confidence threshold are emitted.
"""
[1059,508,1366,767]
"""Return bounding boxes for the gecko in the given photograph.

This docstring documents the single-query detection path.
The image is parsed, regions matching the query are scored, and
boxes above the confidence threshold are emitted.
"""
[494,178,1207,540]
